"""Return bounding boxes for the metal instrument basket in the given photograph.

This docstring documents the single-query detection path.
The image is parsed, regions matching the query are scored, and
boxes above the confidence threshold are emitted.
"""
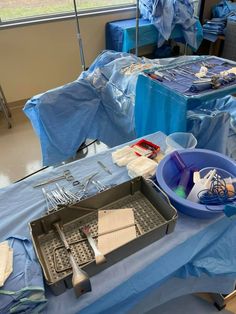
[29,177,177,295]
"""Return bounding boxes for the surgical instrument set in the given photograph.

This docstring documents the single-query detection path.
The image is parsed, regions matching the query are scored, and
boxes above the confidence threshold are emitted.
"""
[30,177,177,297]
[41,172,113,214]
[145,57,236,94]
[42,185,81,214]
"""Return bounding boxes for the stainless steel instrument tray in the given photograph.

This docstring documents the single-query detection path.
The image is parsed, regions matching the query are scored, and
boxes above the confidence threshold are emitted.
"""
[29,177,178,295]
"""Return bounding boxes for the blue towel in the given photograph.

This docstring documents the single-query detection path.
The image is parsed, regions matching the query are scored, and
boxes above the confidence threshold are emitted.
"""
[139,0,199,49]
[213,0,236,18]
[0,237,47,314]
[187,95,236,158]
[24,50,149,166]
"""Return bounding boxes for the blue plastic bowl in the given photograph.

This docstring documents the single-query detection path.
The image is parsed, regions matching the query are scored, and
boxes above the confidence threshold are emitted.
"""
[156,149,236,219]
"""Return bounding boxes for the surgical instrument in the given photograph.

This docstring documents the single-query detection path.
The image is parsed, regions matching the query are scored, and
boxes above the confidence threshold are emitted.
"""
[152,69,190,91]
[54,222,91,297]
[80,172,99,192]
[176,67,195,76]
[171,68,192,79]
[34,170,74,188]
[147,73,163,82]
[154,71,172,82]
[80,172,99,185]
[148,71,176,83]
[165,69,176,79]
[82,226,106,265]
[72,180,81,186]
[42,188,54,214]
[58,186,78,203]
[200,61,217,69]
[201,62,222,72]
[73,172,99,200]
[91,180,106,192]
[97,161,112,175]
[43,184,82,214]
[98,223,142,237]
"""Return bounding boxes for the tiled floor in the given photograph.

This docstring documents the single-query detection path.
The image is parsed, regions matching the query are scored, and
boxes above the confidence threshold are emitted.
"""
[0,107,43,188]
[0,107,107,188]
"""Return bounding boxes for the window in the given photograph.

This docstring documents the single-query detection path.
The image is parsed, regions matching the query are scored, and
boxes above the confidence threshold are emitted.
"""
[0,0,135,23]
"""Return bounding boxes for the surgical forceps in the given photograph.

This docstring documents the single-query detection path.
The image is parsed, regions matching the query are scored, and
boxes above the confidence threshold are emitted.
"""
[34,170,74,188]
[74,172,99,199]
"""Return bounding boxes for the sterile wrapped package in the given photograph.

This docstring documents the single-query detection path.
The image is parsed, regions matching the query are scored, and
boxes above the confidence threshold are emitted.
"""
[0,241,13,287]
[112,146,138,166]
[127,156,158,179]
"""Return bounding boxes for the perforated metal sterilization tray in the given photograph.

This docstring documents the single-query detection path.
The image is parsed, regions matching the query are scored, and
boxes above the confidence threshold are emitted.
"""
[29,177,178,295]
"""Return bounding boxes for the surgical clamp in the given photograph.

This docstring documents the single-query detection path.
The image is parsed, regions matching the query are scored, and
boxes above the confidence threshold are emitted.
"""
[34,170,74,188]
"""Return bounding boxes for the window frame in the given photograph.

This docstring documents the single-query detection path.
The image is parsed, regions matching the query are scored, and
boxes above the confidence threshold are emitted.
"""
[0,4,136,29]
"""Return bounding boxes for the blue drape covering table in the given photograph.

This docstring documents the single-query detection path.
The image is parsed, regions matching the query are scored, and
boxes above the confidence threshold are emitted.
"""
[106,18,203,52]
[0,131,236,313]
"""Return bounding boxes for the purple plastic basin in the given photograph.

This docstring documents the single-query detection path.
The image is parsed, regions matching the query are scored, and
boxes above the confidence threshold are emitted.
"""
[156,149,236,219]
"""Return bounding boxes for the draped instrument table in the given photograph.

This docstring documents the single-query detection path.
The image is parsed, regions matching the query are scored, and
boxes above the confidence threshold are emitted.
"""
[0,131,236,314]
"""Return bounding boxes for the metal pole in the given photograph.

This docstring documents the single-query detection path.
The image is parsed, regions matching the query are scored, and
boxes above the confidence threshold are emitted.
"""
[0,85,12,128]
[135,0,140,56]
[73,0,86,71]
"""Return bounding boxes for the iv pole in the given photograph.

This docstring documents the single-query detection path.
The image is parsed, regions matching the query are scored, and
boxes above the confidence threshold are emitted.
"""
[73,0,86,71]
[135,0,140,56]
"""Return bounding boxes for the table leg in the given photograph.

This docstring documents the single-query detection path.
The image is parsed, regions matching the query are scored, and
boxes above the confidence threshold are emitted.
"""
[210,289,236,311]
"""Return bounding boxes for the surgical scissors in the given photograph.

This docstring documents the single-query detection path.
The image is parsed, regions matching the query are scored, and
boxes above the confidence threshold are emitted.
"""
[34,170,74,188]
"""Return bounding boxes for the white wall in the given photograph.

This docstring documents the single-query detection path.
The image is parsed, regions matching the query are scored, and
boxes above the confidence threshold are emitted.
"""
[0,10,135,103]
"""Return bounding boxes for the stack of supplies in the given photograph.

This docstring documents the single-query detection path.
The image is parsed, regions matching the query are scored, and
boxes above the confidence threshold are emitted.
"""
[112,139,161,178]
[0,241,13,287]
[203,0,236,43]
[126,156,157,179]
[203,17,227,42]
[0,237,47,314]
[112,146,138,166]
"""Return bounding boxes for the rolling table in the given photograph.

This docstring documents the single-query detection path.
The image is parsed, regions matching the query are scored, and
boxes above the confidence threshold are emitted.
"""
[25,54,236,167]
[0,131,236,313]
[135,56,236,138]
[106,18,203,52]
